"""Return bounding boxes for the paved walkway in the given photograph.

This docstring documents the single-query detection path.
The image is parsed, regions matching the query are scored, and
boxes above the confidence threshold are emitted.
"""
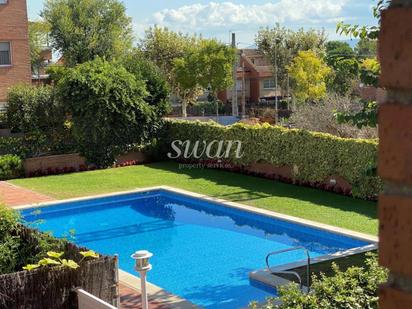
[120,283,166,309]
[0,181,55,206]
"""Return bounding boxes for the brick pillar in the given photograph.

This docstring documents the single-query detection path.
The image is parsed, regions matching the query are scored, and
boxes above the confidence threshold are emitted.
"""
[379,1,412,307]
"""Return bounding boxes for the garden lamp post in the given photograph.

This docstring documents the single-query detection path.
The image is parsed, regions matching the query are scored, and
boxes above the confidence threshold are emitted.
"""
[131,250,153,309]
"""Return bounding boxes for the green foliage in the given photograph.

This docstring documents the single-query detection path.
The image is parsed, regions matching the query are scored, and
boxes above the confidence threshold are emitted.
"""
[256,24,327,90]
[42,0,133,67]
[336,101,378,129]
[29,21,51,74]
[46,64,67,83]
[196,39,236,95]
[325,41,359,95]
[191,101,226,116]
[140,27,197,80]
[325,41,355,67]
[288,51,331,103]
[0,205,69,274]
[360,58,380,87]
[0,133,76,159]
[327,58,359,96]
[122,50,171,116]
[0,155,23,180]
[6,85,65,134]
[250,254,387,309]
[355,38,378,59]
[57,58,161,167]
[163,120,381,199]
[23,249,93,271]
[336,0,389,40]
[23,250,99,271]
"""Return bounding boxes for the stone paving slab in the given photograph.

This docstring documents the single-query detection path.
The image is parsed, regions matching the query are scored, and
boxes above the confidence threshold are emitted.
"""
[0,181,55,207]
[120,283,167,309]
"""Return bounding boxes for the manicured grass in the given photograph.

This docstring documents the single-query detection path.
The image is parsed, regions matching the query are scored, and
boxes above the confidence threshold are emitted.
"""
[10,161,378,235]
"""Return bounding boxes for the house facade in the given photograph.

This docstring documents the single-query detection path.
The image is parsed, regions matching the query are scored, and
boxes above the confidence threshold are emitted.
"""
[218,49,281,105]
[0,0,31,110]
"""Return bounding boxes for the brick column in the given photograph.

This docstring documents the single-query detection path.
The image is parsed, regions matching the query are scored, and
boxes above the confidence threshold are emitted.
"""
[379,0,412,307]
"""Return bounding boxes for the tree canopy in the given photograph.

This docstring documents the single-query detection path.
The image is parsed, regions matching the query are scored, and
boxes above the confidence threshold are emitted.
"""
[57,58,161,166]
[256,24,327,91]
[287,51,331,103]
[42,0,133,67]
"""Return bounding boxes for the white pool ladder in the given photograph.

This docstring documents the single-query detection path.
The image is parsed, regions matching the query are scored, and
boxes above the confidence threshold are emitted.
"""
[265,246,311,292]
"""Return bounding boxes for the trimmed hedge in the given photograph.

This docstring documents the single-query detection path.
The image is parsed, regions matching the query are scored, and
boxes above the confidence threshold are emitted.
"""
[162,120,381,199]
[0,134,77,159]
[0,155,23,181]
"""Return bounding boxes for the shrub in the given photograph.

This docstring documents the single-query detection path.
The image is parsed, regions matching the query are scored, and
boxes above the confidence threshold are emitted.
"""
[0,133,77,159]
[0,205,67,275]
[6,85,65,134]
[289,94,378,139]
[162,120,381,199]
[0,155,23,180]
[121,51,171,116]
[360,58,380,87]
[57,58,163,167]
[249,254,387,309]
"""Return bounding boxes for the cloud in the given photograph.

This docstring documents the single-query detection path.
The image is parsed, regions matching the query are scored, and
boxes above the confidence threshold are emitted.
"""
[151,0,348,29]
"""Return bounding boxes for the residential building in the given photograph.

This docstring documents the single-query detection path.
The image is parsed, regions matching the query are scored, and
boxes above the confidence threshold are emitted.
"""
[32,46,53,85]
[218,49,282,105]
[0,0,31,111]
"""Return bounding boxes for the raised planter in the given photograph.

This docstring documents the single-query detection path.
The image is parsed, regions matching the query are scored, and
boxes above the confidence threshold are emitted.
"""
[23,153,86,176]
[0,227,119,309]
[116,150,150,165]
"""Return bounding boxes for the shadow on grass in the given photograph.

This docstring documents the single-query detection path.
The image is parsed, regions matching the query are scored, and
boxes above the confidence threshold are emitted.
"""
[146,161,378,221]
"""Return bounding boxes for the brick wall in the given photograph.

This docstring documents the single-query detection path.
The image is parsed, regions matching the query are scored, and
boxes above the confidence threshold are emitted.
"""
[0,0,31,103]
[379,1,412,307]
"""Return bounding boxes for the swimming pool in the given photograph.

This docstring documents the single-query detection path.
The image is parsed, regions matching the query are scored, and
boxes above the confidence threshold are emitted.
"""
[21,187,375,308]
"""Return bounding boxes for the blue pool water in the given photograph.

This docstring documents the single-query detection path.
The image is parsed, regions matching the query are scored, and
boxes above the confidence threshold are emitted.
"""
[22,189,370,308]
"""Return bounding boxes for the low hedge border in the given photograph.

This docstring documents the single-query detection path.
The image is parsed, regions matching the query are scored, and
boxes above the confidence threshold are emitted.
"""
[162,120,382,200]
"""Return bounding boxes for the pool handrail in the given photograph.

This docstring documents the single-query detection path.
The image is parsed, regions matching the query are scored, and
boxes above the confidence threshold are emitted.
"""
[265,246,311,292]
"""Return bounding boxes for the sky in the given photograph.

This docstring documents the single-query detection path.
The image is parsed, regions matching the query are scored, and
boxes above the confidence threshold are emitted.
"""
[27,0,378,47]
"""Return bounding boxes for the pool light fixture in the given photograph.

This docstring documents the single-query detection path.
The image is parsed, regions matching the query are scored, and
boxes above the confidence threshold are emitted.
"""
[131,250,153,309]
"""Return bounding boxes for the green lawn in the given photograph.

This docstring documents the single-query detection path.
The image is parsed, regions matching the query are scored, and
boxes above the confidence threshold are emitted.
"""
[10,161,378,235]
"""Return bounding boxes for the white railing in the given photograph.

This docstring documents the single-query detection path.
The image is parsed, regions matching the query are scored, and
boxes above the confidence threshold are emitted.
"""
[77,289,117,309]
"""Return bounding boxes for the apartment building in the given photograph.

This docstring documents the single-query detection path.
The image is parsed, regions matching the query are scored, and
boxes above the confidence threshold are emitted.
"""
[218,49,281,105]
[0,0,31,110]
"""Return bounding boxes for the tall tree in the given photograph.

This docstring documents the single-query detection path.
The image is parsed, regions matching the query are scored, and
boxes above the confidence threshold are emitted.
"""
[42,0,133,67]
[287,51,331,103]
[173,46,203,118]
[121,49,171,117]
[196,39,235,99]
[325,41,359,96]
[325,41,355,67]
[256,24,327,91]
[140,27,199,116]
[173,39,235,117]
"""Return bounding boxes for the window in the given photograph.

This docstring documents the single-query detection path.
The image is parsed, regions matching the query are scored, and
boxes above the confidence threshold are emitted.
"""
[0,42,11,66]
[0,0,8,4]
[263,79,276,89]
